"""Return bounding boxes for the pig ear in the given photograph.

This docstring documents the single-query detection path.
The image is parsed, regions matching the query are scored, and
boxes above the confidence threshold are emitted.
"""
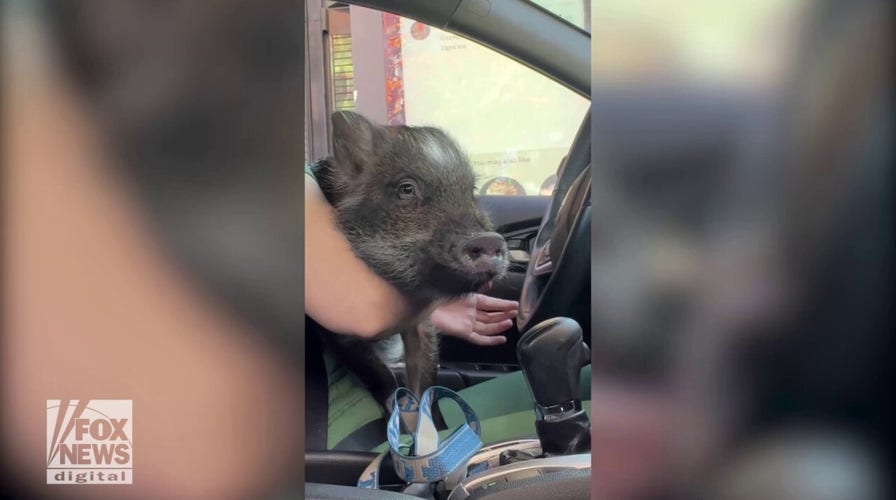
[330,111,379,175]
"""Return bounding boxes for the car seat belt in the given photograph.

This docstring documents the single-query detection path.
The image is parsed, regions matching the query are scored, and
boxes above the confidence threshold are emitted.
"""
[333,416,388,451]
[304,316,329,450]
[357,386,482,495]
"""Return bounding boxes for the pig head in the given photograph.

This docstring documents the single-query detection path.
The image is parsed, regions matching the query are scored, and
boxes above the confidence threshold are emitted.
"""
[312,111,508,310]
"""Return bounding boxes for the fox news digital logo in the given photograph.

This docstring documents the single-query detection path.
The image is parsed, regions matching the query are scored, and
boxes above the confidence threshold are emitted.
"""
[46,400,132,484]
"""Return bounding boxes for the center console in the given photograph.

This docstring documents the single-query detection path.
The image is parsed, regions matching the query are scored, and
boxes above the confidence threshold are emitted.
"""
[305,317,592,500]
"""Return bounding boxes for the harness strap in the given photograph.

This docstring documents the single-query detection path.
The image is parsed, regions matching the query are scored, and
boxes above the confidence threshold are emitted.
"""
[357,386,482,492]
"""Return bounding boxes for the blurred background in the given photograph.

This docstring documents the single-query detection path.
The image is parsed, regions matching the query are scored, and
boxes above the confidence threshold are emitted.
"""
[588,0,892,498]
[3,1,305,498]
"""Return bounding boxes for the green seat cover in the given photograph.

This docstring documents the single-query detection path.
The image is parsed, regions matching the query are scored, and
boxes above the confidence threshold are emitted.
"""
[324,351,387,449]
[346,366,593,452]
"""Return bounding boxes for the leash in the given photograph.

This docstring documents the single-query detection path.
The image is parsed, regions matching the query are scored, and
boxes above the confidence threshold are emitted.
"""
[357,386,482,495]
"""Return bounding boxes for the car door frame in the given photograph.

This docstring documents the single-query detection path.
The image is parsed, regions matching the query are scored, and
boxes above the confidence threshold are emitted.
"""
[305,0,591,161]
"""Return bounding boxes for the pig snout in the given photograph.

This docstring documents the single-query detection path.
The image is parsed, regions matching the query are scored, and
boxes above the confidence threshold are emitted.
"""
[460,232,508,277]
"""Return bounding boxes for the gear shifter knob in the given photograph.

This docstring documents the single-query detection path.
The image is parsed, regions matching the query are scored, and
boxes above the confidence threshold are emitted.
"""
[518,317,590,408]
[518,317,591,455]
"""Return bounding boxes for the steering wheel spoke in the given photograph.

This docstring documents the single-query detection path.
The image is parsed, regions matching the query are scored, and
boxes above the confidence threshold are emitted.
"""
[517,164,590,332]
[532,241,553,276]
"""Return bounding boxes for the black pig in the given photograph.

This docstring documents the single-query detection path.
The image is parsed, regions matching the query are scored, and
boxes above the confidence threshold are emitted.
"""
[310,111,508,414]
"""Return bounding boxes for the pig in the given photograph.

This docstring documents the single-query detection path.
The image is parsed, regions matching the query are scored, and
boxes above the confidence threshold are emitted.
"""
[310,111,509,418]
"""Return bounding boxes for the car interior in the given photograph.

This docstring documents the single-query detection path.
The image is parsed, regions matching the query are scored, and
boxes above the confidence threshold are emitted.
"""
[304,0,593,498]
[305,0,892,498]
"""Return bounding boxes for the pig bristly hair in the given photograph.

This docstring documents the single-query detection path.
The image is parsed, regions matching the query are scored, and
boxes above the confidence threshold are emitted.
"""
[310,111,505,310]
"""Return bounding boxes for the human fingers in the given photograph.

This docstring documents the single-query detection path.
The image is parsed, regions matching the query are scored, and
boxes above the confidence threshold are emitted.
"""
[476,309,518,323]
[473,318,514,335]
[475,294,519,311]
[466,333,508,346]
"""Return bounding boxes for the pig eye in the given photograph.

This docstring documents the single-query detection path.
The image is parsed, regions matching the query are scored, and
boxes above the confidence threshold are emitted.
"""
[397,179,420,200]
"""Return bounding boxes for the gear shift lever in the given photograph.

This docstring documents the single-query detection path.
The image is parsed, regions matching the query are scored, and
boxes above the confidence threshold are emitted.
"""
[518,317,591,456]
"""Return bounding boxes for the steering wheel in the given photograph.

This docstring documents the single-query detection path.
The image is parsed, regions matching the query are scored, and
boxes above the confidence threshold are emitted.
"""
[516,112,592,332]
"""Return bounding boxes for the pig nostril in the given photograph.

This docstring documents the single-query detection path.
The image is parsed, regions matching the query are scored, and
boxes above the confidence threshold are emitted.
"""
[464,232,506,261]
[466,246,499,260]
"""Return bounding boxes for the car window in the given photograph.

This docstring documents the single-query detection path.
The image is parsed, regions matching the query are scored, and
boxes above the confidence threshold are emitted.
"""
[528,0,591,33]
[322,5,590,197]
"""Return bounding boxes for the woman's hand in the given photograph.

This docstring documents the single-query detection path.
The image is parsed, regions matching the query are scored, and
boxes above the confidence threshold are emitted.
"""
[430,294,519,346]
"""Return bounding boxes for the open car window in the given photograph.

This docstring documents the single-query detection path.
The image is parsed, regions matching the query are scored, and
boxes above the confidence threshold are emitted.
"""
[321,5,590,197]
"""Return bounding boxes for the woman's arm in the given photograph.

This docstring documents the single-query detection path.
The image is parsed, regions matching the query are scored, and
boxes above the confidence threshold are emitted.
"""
[305,176,411,338]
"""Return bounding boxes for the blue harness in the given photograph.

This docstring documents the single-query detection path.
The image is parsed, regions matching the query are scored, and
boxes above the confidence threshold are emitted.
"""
[357,386,482,493]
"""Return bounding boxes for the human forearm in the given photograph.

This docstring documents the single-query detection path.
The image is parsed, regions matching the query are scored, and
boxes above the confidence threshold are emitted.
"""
[304,179,410,337]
